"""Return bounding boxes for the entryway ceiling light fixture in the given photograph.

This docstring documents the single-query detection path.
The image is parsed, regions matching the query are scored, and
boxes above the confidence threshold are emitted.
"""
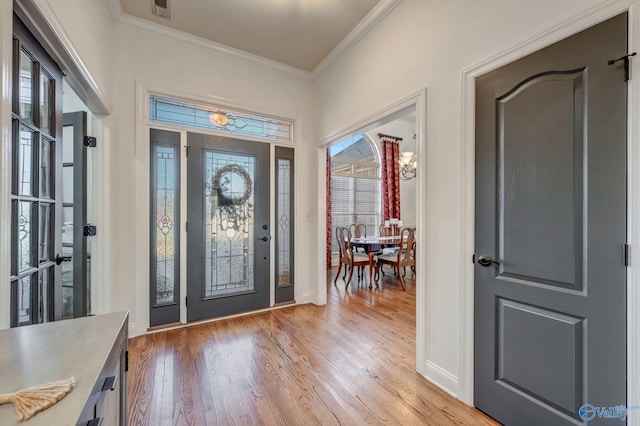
[209,112,229,127]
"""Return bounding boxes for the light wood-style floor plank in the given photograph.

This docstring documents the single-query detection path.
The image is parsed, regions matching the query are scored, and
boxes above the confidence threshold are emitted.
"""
[128,269,499,425]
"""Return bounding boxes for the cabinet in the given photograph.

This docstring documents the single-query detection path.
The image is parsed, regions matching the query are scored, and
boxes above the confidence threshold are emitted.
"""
[0,312,128,425]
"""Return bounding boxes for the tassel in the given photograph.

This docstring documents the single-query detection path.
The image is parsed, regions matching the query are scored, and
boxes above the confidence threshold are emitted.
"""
[0,377,76,421]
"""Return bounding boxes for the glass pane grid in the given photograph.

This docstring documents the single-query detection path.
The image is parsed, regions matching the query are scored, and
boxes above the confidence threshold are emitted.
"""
[15,275,34,326]
[205,151,255,298]
[17,201,34,272]
[149,95,293,142]
[18,49,34,122]
[18,126,34,196]
[39,137,52,198]
[12,29,61,327]
[39,71,53,136]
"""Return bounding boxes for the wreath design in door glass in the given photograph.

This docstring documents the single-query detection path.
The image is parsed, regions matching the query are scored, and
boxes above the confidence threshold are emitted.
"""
[211,164,253,237]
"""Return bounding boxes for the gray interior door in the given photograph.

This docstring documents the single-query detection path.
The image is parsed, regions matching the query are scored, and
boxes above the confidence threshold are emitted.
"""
[187,133,270,322]
[474,14,627,425]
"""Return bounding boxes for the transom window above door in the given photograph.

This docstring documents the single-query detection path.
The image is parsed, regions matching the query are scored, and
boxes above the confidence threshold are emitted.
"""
[149,95,294,142]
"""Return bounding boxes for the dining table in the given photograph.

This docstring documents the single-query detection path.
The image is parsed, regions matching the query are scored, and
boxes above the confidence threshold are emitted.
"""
[350,235,405,289]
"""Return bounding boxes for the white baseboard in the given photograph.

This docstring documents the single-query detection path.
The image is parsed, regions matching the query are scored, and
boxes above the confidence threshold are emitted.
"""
[128,323,137,338]
[299,291,316,304]
[424,360,459,399]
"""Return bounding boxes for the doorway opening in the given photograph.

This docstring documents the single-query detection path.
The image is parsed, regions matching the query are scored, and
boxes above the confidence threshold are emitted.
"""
[321,93,425,374]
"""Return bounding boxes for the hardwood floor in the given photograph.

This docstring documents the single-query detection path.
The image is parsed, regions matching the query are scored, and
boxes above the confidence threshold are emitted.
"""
[128,269,499,425]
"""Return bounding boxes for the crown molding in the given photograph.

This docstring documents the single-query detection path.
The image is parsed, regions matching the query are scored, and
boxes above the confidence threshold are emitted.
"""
[116,14,312,80]
[106,0,123,23]
[312,0,403,77]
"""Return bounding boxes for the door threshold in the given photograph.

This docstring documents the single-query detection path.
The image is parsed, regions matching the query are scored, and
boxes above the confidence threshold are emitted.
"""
[144,302,305,335]
[147,321,183,332]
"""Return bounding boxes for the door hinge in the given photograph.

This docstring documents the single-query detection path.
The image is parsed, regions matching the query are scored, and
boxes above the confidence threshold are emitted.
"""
[83,225,97,236]
[472,254,476,264]
[185,145,191,157]
[624,243,631,267]
[185,221,188,232]
[185,297,187,306]
[125,350,129,372]
[83,135,97,147]
[608,52,637,82]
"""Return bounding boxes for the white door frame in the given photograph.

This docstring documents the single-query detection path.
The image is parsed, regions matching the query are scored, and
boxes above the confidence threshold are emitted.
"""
[316,88,428,376]
[459,0,640,419]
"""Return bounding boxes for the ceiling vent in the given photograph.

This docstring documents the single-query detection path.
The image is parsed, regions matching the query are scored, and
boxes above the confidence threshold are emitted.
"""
[152,0,170,19]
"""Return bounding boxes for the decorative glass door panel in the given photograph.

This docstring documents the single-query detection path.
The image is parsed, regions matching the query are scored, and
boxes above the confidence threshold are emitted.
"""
[275,147,294,304]
[187,133,270,322]
[150,129,180,327]
[205,152,256,298]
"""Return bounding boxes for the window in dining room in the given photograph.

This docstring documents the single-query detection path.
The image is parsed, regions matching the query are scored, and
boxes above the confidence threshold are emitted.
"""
[329,135,381,252]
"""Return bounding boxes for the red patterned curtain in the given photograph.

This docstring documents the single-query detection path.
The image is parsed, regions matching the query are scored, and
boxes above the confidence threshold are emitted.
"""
[326,148,332,269]
[381,139,401,220]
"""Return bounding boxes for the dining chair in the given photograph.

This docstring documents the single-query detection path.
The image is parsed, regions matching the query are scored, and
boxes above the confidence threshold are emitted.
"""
[374,227,416,291]
[349,223,368,271]
[334,226,371,289]
[349,223,367,239]
[378,223,392,237]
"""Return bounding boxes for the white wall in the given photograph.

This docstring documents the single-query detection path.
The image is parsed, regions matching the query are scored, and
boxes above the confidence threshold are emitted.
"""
[111,23,315,336]
[45,0,115,109]
[313,0,614,396]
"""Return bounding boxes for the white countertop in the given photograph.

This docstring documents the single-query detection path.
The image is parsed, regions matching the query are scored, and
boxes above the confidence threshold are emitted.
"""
[0,312,128,426]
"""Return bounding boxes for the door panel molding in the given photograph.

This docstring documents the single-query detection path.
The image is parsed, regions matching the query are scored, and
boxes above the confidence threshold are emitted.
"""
[496,298,584,417]
[460,1,638,419]
[497,70,586,292]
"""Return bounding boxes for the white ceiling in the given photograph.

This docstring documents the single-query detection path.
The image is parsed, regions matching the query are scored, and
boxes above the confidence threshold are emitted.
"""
[119,0,384,72]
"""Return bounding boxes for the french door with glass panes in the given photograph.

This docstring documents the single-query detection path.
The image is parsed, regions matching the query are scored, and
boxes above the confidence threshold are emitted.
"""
[10,14,63,326]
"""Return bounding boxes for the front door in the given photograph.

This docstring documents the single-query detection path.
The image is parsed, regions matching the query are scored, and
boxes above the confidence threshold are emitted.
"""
[474,13,627,425]
[186,132,270,322]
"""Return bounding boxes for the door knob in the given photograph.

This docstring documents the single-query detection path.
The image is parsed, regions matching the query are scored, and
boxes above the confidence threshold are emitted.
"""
[260,235,271,242]
[477,255,500,267]
[55,253,72,265]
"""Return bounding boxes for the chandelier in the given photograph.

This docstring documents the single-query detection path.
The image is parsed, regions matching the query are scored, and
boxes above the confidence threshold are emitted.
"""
[399,151,416,180]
